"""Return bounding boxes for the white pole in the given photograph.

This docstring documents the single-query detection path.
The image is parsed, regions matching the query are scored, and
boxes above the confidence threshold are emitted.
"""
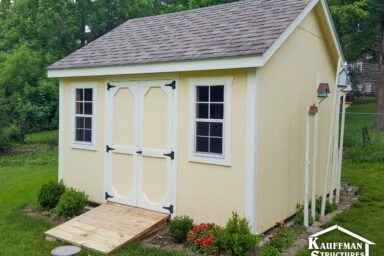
[321,58,342,217]
[304,111,310,227]
[329,92,341,204]
[311,108,318,219]
[336,94,346,203]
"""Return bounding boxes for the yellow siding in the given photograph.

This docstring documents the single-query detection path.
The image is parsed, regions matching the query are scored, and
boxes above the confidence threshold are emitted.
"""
[62,77,106,203]
[177,69,247,226]
[256,9,338,232]
[61,70,247,226]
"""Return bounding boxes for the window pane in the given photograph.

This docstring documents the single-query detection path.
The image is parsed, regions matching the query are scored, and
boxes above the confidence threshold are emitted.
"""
[210,138,223,154]
[210,122,223,137]
[76,117,84,129]
[210,103,223,119]
[196,136,209,153]
[84,117,92,129]
[84,102,93,115]
[84,89,93,101]
[196,86,209,102]
[76,102,83,114]
[76,89,83,101]
[196,103,209,118]
[210,85,224,102]
[76,129,84,141]
[196,121,209,136]
[84,130,92,142]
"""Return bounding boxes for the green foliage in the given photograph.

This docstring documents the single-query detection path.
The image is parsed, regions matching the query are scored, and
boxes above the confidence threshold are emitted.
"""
[168,215,193,243]
[53,188,88,217]
[293,204,314,227]
[328,0,383,61]
[38,181,65,209]
[161,0,237,13]
[267,226,296,251]
[315,197,338,215]
[217,212,262,256]
[259,245,280,256]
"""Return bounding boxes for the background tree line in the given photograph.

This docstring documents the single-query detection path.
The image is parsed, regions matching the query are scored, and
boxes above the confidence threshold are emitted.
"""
[0,0,383,151]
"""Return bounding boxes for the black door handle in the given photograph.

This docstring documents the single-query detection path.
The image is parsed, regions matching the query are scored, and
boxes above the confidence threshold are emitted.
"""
[136,150,142,154]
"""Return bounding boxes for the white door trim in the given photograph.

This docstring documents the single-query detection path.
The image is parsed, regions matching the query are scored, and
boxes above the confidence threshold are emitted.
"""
[104,78,178,216]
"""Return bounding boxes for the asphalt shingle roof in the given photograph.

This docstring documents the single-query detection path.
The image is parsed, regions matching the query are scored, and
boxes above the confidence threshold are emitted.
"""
[49,0,311,70]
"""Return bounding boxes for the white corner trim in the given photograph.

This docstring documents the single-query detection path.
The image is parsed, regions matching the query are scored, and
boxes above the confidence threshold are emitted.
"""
[70,82,98,151]
[188,76,232,166]
[245,68,260,233]
[58,79,64,181]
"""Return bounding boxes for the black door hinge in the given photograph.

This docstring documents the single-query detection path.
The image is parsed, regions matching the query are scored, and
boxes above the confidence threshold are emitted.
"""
[107,83,116,90]
[162,204,173,214]
[165,81,176,90]
[136,150,142,154]
[163,151,174,160]
[106,145,115,152]
[105,192,114,200]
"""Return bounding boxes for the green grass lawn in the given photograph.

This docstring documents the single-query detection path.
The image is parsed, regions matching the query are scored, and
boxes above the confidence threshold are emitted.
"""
[0,131,182,256]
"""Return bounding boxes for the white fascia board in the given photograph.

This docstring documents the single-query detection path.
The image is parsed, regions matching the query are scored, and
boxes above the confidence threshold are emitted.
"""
[262,0,320,65]
[47,55,264,78]
[320,0,345,63]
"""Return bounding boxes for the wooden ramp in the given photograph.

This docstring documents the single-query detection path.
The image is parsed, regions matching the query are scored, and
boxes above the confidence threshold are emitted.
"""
[45,202,169,255]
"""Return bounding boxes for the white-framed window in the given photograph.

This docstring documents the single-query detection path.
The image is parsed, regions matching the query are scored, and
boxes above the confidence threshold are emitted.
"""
[188,77,232,166]
[71,82,97,150]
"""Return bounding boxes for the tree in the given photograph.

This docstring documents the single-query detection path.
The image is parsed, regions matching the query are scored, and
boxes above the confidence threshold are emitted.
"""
[329,0,384,130]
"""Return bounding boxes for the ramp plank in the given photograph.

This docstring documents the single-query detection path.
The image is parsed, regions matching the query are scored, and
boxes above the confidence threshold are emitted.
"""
[45,202,169,255]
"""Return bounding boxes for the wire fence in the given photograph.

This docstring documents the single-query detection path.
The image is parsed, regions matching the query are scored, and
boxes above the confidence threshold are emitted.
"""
[343,111,384,162]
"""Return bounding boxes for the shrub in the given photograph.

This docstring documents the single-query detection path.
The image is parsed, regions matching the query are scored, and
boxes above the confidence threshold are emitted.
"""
[315,198,337,215]
[268,222,296,251]
[293,205,314,227]
[38,181,66,209]
[188,223,221,255]
[217,212,262,256]
[168,215,193,243]
[260,245,280,256]
[53,188,88,217]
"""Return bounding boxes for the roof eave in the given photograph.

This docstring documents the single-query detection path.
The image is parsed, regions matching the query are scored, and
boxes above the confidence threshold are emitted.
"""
[47,55,264,78]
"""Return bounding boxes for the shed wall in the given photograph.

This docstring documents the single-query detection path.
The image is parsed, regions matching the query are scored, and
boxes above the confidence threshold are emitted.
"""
[256,9,338,232]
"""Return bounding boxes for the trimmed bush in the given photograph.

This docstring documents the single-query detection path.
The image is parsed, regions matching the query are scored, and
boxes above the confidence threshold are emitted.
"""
[53,188,88,217]
[38,181,65,209]
[260,245,280,256]
[168,215,193,243]
[217,212,262,256]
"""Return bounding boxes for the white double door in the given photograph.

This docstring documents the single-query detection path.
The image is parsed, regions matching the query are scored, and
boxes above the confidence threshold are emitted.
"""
[105,80,175,214]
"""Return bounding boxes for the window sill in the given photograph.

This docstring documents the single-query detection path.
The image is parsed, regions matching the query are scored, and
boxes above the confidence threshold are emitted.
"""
[71,143,97,151]
[189,155,231,167]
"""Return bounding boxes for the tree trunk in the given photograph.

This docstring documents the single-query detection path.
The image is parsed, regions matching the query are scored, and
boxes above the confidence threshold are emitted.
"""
[375,12,384,130]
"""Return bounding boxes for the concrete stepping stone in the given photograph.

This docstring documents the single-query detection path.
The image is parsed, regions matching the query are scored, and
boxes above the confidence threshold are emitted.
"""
[51,245,81,256]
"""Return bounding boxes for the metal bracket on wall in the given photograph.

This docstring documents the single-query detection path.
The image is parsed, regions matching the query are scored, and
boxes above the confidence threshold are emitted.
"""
[106,145,115,153]
[105,192,114,200]
[107,83,116,90]
[164,81,176,89]
[162,204,174,214]
[163,151,175,160]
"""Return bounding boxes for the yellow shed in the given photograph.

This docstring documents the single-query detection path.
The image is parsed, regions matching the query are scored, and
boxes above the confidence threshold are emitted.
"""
[48,0,349,233]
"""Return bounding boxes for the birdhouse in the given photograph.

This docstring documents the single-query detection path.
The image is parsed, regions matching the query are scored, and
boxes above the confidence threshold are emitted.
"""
[317,83,330,97]
[338,68,351,87]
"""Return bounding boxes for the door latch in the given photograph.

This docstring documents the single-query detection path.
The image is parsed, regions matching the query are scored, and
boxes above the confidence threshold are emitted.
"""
[136,150,142,154]
[105,192,114,200]
[107,83,116,90]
